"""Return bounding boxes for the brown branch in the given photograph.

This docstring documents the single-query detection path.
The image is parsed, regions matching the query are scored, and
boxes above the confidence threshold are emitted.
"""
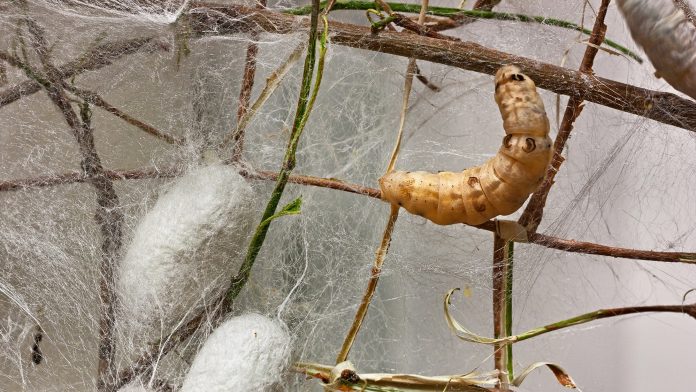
[527,232,696,264]
[230,0,267,162]
[492,234,506,386]
[23,19,124,391]
[186,3,696,132]
[1,166,693,265]
[0,37,168,109]
[390,13,461,41]
[65,85,186,145]
[518,0,610,231]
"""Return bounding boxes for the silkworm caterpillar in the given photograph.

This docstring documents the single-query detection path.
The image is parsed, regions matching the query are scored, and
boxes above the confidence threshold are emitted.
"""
[617,0,696,100]
[379,65,553,225]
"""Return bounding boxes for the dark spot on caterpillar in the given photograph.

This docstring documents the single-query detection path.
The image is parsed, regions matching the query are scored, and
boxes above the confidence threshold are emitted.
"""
[516,97,523,102]
[511,73,525,81]
[503,134,513,148]
[468,176,479,187]
[523,138,536,152]
[474,201,486,212]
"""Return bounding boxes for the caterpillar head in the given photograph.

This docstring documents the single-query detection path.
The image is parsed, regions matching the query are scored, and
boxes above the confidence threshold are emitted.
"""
[494,65,550,137]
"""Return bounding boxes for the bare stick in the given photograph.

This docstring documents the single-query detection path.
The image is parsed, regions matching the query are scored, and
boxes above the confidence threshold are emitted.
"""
[336,0,429,363]
[336,204,400,363]
[2,166,694,265]
[492,234,507,387]
[219,42,306,150]
[187,3,696,132]
[65,85,185,145]
[518,0,610,232]
[22,19,123,391]
[0,37,167,109]
[229,0,267,162]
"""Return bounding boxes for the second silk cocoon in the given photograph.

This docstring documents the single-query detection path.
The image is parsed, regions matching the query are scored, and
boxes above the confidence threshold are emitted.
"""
[117,164,255,350]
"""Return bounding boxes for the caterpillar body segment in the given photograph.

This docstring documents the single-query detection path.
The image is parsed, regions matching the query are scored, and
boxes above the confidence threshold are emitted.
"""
[494,65,550,137]
[617,0,696,100]
[379,66,553,226]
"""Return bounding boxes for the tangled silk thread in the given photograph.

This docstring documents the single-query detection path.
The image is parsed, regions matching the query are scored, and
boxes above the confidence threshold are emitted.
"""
[379,65,553,225]
[617,0,696,101]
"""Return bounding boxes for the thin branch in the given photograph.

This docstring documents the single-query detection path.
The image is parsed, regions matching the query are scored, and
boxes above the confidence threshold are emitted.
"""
[219,42,306,150]
[294,361,498,391]
[222,0,326,309]
[2,167,694,266]
[0,37,168,109]
[513,303,696,342]
[503,240,514,381]
[518,0,610,232]
[187,3,696,132]
[448,290,696,344]
[229,0,267,162]
[527,232,696,264]
[65,85,185,145]
[336,204,400,363]
[336,0,428,363]
[22,18,123,391]
[282,0,641,62]
[492,234,507,387]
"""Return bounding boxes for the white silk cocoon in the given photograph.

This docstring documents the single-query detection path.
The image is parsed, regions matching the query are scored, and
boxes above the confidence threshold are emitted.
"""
[117,164,255,350]
[180,313,291,392]
[617,0,696,100]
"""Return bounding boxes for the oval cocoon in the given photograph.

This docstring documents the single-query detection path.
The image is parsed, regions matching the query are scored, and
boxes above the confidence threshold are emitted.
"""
[180,313,291,392]
[117,164,255,348]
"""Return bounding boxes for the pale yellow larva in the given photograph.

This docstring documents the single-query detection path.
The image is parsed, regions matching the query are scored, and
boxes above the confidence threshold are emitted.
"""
[379,65,553,226]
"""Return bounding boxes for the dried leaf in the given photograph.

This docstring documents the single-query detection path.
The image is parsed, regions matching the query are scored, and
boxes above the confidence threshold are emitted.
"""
[512,362,579,389]
[444,288,515,345]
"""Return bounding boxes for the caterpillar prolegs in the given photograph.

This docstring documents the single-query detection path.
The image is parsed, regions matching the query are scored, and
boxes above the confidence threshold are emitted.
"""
[379,65,553,226]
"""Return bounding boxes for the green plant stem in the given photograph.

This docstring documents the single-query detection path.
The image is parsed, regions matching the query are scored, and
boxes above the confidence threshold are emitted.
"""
[224,0,324,307]
[283,0,642,63]
[449,300,696,345]
[514,304,696,342]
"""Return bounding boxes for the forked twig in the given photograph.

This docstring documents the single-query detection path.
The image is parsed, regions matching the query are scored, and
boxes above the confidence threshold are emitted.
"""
[21,18,123,391]
[518,0,610,232]
[65,85,185,145]
[0,37,167,108]
[1,167,694,266]
[336,0,428,364]
[187,4,696,132]
[229,0,267,162]
[220,42,306,150]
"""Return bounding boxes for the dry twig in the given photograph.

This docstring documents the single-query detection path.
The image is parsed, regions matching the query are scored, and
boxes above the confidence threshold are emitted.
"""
[22,19,123,391]
[186,3,696,132]
[519,0,610,232]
